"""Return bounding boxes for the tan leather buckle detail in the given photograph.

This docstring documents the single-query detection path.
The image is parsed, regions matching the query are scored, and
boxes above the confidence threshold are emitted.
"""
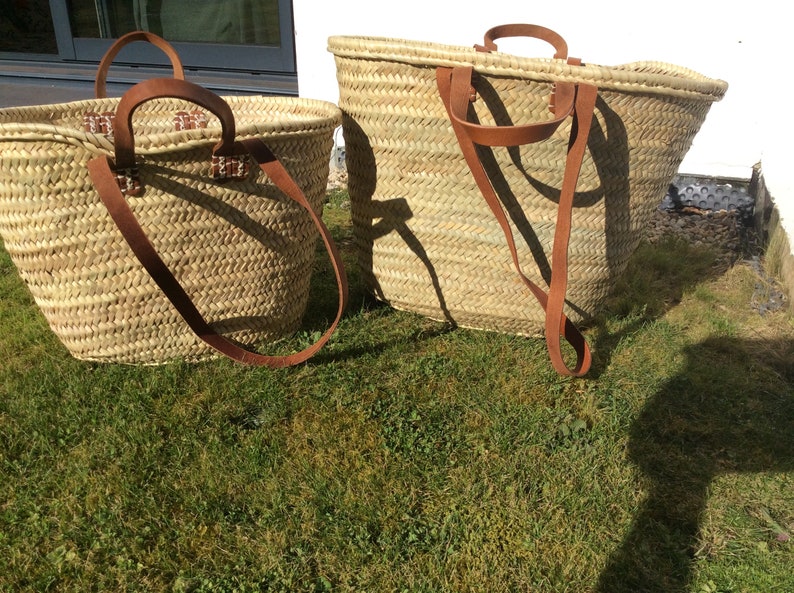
[83,112,115,136]
[114,166,141,196]
[211,154,250,181]
[468,71,479,103]
[174,110,208,131]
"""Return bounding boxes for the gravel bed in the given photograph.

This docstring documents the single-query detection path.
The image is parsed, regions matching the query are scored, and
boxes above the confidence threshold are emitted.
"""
[646,207,750,271]
[328,166,754,270]
[327,167,786,312]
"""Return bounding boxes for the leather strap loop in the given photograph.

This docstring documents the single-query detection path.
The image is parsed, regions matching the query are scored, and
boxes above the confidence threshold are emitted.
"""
[87,84,348,368]
[543,83,597,376]
[446,66,576,147]
[111,78,242,172]
[478,24,569,59]
[436,64,596,376]
[95,31,185,99]
[474,24,579,116]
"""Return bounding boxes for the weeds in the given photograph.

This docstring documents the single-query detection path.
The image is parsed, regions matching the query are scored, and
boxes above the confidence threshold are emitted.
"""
[1,192,792,592]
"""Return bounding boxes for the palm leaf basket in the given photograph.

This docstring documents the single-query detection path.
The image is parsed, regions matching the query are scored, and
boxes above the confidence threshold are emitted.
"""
[328,31,728,351]
[0,93,341,364]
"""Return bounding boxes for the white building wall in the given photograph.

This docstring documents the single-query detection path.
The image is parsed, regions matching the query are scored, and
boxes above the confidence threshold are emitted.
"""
[293,0,792,249]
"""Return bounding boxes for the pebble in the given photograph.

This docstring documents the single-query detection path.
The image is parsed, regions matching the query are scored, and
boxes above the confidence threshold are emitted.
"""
[326,166,348,191]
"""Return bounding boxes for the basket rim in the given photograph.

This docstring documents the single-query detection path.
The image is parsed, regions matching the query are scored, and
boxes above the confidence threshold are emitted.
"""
[0,95,342,156]
[327,35,728,101]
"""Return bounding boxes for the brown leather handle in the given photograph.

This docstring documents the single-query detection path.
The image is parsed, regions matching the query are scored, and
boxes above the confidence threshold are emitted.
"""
[95,31,185,99]
[87,82,348,368]
[443,65,575,147]
[111,78,242,172]
[476,24,579,118]
[477,24,569,59]
[460,25,578,146]
[437,65,596,377]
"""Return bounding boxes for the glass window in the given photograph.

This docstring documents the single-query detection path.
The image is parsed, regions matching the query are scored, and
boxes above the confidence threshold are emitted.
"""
[0,0,58,54]
[2,0,295,75]
[67,1,282,46]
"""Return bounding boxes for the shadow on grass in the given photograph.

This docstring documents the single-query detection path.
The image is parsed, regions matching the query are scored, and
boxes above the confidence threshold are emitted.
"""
[586,236,735,377]
[596,337,794,593]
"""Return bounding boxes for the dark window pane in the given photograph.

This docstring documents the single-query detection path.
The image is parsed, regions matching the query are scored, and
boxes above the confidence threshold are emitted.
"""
[68,0,137,37]
[0,0,58,53]
[67,0,281,46]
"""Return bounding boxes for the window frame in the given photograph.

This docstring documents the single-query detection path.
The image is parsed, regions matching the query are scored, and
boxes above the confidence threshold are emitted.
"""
[49,0,296,74]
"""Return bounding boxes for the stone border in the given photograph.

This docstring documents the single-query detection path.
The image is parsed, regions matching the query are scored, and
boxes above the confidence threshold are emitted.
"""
[751,163,794,308]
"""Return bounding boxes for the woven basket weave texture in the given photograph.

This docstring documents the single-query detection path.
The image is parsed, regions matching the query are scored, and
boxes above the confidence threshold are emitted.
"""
[0,95,341,363]
[329,35,728,335]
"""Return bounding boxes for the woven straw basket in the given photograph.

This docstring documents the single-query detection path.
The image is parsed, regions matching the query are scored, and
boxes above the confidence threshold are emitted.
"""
[0,89,342,364]
[329,29,727,372]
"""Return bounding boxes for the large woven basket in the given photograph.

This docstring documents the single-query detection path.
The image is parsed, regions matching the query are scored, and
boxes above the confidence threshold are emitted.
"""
[0,91,341,364]
[329,31,728,365]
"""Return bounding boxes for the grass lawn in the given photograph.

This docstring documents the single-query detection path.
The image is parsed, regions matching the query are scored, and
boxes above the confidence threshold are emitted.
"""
[1,190,792,592]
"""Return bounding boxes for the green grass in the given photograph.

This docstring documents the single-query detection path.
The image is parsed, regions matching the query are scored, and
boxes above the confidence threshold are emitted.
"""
[1,194,792,592]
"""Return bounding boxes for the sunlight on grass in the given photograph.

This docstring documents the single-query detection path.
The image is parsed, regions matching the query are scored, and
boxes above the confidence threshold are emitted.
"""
[1,196,792,592]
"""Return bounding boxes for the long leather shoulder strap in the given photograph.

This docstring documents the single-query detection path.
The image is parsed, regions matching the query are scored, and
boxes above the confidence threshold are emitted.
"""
[436,66,595,376]
[87,138,348,367]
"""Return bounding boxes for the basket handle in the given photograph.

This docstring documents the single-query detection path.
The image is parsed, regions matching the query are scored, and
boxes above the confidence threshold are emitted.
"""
[95,31,185,99]
[87,78,348,368]
[441,68,576,147]
[436,62,597,377]
[476,24,569,58]
[476,24,581,121]
[110,77,244,175]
